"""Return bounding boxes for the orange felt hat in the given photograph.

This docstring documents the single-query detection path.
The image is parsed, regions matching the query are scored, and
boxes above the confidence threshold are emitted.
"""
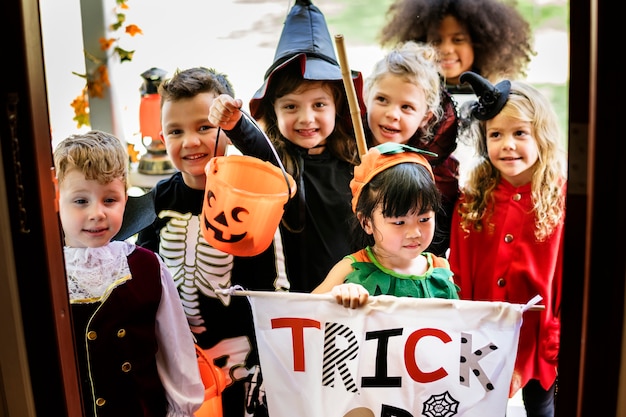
[350,143,437,212]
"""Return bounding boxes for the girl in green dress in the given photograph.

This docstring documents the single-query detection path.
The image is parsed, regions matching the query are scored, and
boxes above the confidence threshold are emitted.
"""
[313,142,459,308]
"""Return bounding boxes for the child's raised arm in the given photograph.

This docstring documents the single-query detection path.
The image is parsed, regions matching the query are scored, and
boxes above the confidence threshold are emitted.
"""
[208,94,244,131]
[312,258,369,309]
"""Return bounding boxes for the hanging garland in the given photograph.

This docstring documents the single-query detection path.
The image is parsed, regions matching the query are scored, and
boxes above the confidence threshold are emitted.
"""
[70,0,143,128]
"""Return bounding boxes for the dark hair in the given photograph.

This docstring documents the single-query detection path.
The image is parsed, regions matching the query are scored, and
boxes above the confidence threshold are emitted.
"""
[158,67,235,105]
[352,162,442,249]
[379,0,534,81]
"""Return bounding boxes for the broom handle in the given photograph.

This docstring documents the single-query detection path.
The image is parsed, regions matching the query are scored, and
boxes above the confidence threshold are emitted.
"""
[334,34,368,158]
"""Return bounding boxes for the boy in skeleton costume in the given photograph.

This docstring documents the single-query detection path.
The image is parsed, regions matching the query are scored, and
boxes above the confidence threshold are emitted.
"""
[116,67,286,417]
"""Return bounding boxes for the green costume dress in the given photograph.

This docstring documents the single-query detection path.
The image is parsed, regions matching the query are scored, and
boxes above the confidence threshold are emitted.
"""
[344,247,459,299]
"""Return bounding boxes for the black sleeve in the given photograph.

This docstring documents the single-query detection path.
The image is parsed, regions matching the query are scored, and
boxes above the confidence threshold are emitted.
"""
[226,116,277,163]
[134,220,161,253]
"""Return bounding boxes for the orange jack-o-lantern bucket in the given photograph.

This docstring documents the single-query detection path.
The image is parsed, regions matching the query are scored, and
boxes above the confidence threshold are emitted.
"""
[201,154,296,257]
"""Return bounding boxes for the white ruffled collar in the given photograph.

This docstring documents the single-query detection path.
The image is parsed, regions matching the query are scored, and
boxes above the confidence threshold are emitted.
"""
[64,241,135,301]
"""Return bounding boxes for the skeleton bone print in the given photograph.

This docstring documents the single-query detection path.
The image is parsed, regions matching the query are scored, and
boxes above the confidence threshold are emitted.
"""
[158,209,234,332]
[123,172,286,417]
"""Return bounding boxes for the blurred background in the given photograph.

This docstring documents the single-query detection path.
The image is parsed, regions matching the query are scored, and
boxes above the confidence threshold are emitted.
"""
[39,0,568,152]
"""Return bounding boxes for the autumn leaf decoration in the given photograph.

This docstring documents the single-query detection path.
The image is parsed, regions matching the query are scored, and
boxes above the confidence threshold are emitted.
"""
[71,0,143,128]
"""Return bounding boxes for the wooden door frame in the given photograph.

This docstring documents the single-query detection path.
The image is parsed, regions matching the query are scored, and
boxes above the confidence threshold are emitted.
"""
[2,0,624,415]
[1,0,82,415]
[557,1,624,415]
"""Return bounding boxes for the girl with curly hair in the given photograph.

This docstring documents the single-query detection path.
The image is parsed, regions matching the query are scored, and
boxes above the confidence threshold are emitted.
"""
[379,0,535,91]
[379,0,536,194]
[449,72,566,417]
[209,0,365,293]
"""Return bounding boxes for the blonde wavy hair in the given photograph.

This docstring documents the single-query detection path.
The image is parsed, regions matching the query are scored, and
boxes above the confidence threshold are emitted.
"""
[457,81,566,241]
[54,130,129,190]
[364,41,444,144]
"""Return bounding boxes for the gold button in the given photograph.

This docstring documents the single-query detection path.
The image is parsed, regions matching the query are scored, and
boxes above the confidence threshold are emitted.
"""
[497,278,506,287]
[87,331,97,340]
[95,397,106,407]
[512,193,521,201]
[504,234,514,243]
[121,362,132,372]
[117,329,126,338]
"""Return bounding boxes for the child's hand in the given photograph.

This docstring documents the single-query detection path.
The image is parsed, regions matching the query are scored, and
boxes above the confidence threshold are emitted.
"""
[209,94,243,131]
[330,283,369,309]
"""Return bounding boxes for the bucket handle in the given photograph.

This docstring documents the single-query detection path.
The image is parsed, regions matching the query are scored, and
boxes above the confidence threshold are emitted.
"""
[238,110,294,201]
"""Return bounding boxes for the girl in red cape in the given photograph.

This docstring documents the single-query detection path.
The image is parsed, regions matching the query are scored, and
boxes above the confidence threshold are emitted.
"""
[449,72,565,417]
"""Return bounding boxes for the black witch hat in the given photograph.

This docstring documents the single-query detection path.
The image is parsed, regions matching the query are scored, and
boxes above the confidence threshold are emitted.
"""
[459,71,511,120]
[249,0,365,119]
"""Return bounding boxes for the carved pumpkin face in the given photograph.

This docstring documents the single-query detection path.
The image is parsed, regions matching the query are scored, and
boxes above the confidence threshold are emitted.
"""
[201,155,296,257]
[202,189,249,244]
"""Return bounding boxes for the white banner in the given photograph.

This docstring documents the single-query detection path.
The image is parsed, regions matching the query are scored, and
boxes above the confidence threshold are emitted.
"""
[247,292,525,417]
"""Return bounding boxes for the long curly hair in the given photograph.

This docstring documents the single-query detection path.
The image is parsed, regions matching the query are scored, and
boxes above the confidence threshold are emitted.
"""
[457,81,566,242]
[379,0,535,82]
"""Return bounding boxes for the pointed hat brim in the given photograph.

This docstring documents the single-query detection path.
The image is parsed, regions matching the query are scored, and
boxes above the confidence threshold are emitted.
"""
[460,71,511,120]
[249,0,364,119]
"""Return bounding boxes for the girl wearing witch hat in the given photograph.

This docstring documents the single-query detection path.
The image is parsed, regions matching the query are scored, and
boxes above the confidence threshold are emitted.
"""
[449,71,566,417]
[209,0,366,293]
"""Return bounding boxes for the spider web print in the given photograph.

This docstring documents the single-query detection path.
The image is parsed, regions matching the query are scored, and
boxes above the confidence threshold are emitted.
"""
[422,391,460,417]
